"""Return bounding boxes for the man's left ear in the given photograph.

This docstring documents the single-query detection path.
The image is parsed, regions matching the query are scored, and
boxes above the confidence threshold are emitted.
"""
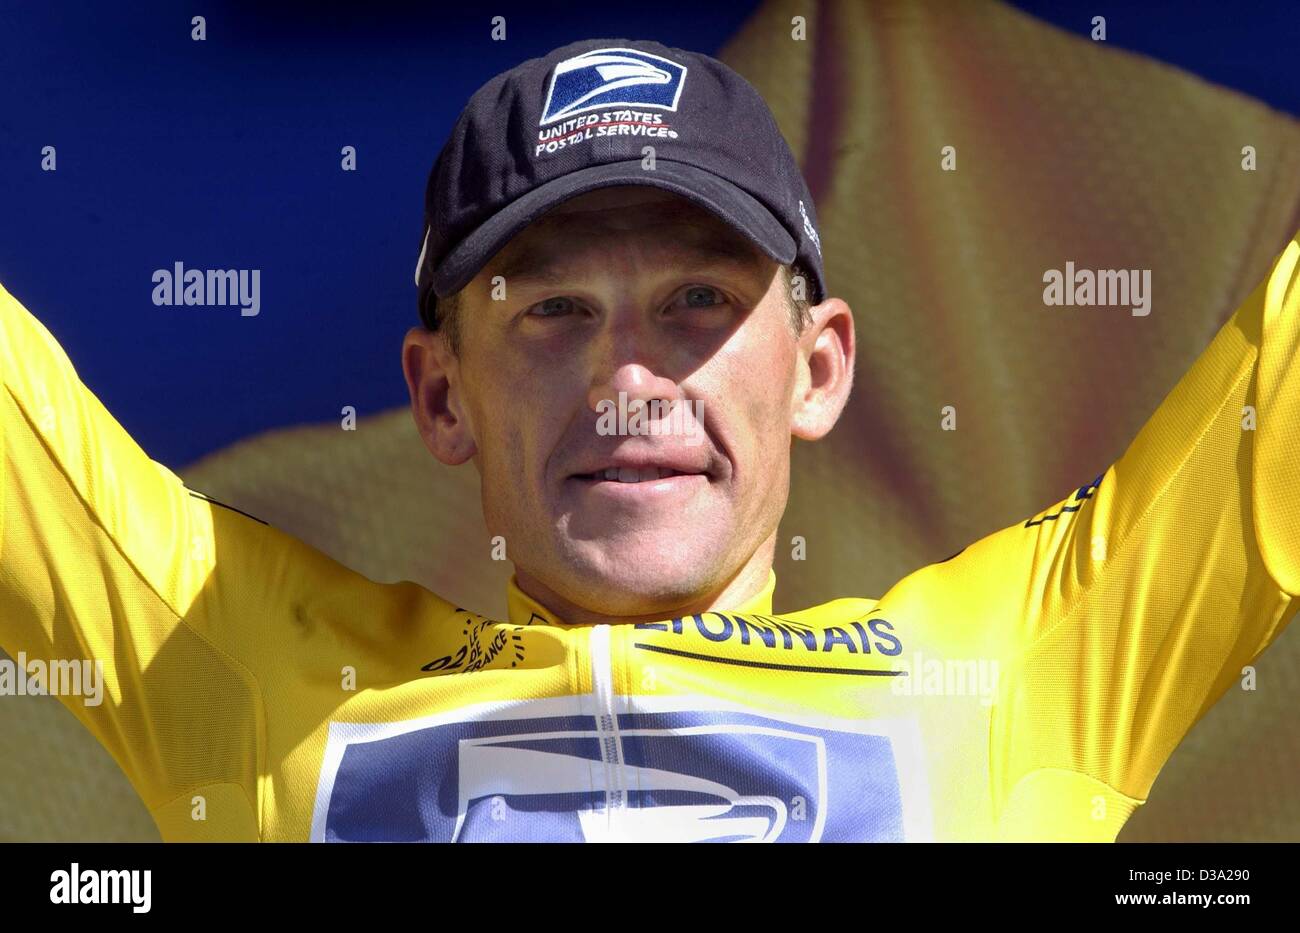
[790,296,855,441]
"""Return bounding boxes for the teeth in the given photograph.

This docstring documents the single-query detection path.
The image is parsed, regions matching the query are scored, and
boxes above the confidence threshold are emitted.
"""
[589,467,688,482]
[588,467,684,482]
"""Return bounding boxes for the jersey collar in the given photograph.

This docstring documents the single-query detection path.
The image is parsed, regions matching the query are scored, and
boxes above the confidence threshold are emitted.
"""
[505,569,777,626]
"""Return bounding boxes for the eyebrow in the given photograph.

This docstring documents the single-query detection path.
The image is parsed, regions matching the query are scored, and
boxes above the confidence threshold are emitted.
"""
[488,224,769,287]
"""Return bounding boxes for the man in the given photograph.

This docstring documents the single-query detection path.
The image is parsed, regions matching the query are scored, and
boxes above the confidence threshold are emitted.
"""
[1,38,1297,842]
[403,182,852,625]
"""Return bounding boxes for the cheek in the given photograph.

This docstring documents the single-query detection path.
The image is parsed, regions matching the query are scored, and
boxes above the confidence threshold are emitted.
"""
[719,332,798,439]
[466,351,571,497]
[702,328,797,498]
[474,417,538,546]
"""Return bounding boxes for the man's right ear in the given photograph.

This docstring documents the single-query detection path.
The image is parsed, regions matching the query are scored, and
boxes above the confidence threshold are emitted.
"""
[401,326,478,465]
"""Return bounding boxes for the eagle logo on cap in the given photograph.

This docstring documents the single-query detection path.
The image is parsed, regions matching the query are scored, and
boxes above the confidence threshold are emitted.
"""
[540,47,688,125]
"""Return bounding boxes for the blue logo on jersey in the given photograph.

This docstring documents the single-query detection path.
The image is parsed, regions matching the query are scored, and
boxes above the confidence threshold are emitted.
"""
[540,47,688,125]
[315,702,913,842]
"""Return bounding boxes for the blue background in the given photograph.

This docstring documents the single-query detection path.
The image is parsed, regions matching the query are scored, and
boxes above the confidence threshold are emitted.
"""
[0,1,1296,468]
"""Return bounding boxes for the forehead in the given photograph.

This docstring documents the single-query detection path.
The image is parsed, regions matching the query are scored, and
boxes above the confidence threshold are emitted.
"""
[483,186,769,281]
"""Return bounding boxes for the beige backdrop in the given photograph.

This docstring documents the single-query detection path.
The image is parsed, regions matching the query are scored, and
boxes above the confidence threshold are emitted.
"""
[3,0,1298,841]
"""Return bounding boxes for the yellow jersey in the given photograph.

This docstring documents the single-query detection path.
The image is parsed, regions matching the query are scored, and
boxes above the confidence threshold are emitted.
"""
[2,232,1298,842]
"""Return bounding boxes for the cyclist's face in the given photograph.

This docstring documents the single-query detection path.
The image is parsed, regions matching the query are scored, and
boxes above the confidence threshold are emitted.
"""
[448,187,808,616]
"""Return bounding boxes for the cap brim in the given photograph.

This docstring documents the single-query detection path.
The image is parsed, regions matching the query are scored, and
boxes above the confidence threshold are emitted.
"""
[433,159,797,297]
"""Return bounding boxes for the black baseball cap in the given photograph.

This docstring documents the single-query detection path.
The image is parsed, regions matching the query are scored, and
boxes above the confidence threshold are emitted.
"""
[414,38,827,328]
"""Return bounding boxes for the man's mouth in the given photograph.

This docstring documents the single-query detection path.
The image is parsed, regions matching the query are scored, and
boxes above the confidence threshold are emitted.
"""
[573,467,697,483]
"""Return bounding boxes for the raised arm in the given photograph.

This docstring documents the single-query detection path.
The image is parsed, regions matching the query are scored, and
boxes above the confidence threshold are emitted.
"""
[0,281,262,834]
[990,230,1300,835]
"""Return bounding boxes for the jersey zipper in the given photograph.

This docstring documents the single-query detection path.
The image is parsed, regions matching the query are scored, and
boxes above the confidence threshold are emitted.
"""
[589,624,627,825]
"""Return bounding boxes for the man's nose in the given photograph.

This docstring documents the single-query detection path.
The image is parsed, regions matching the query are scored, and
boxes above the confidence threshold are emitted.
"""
[587,363,680,414]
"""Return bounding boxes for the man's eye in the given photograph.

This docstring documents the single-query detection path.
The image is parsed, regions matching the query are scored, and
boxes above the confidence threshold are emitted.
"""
[529,296,577,318]
[674,285,726,310]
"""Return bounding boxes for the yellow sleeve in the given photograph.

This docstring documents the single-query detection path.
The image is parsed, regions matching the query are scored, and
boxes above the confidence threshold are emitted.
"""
[0,281,262,831]
[988,231,1300,832]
